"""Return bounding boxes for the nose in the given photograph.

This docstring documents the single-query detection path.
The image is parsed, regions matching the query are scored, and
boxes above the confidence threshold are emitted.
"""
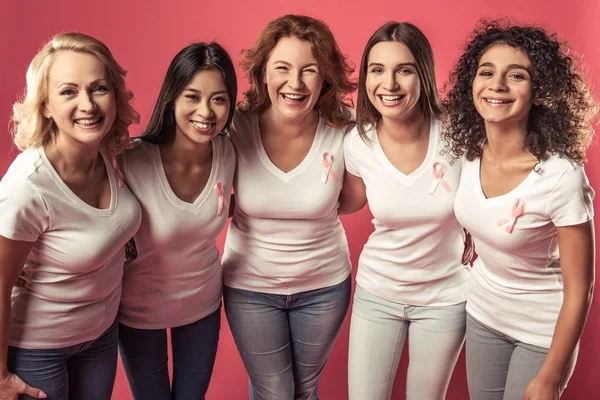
[488,74,508,91]
[287,71,304,90]
[78,91,96,112]
[196,100,214,119]
[382,71,399,92]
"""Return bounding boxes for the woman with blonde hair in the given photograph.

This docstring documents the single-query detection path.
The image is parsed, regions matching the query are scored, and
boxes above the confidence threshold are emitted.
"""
[222,14,356,400]
[0,32,141,400]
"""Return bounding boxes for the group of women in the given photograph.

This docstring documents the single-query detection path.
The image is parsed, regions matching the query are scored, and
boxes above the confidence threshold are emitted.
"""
[0,13,596,400]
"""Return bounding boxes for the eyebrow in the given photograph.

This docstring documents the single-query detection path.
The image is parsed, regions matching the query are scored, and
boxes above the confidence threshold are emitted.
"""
[57,78,108,88]
[367,62,416,68]
[272,60,319,68]
[478,62,531,73]
[183,87,229,95]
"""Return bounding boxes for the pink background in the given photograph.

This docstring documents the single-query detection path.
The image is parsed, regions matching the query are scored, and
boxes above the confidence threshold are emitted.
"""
[2,0,599,399]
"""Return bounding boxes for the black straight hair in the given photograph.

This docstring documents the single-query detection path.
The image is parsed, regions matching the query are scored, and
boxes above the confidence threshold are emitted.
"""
[141,42,237,145]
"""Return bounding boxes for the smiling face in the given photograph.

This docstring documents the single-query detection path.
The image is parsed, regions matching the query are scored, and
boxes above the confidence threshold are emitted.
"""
[43,50,116,148]
[365,41,422,124]
[472,43,534,130]
[173,68,230,146]
[263,36,323,122]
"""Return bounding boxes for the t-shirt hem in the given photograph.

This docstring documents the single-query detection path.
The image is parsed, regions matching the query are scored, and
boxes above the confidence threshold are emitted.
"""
[466,306,552,349]
[224,269,351,296]
[356,282,467,307]
[118,302,222,330]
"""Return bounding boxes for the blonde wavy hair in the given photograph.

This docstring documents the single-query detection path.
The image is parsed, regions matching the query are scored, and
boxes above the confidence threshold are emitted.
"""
[11,32,139,154]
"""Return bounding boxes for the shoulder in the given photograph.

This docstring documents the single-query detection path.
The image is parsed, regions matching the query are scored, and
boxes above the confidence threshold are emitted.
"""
[213,134,237,159]
[539,154,586,189]
[119,140,155,170]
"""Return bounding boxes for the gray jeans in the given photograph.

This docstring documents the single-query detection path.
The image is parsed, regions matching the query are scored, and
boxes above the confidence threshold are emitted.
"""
[348,286,466,400]
[466,313,578,400]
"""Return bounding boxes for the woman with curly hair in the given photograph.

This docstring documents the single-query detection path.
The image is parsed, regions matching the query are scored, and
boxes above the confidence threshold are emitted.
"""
[339,22,471,400]
[221,14,356,400]
[444,21,596,400]
[117,42,237,400]
[0,33,142,399]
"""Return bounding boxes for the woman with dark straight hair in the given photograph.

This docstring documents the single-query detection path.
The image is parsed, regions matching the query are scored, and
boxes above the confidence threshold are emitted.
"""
[117,42,237,400]
[339,22,471,400]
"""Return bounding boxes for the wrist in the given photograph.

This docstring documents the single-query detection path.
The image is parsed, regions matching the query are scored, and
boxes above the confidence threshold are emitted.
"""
[536,369,562,385]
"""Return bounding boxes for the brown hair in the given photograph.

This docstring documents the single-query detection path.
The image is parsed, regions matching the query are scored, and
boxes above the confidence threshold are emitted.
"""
[443,20,597,164]
[356,22,442,141]
[237,14,356,128]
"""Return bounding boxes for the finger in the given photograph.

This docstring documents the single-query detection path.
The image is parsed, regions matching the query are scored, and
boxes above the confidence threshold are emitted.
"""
[22,383,47,398]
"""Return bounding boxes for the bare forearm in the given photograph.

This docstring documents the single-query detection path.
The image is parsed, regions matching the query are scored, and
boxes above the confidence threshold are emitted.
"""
[0,294,11,376]
[538,286,593,383]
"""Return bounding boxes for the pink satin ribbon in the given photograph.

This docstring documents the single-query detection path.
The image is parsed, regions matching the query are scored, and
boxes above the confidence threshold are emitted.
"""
[110,156,124,188]
[497,198,526,233]
[214,182,228,217]
[321,152,336,184]
[428,162,451,195]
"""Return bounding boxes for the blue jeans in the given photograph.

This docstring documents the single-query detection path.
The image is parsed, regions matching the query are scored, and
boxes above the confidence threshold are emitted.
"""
[118,306,221,400]
[223,275,352,400]
[7,318,119,400]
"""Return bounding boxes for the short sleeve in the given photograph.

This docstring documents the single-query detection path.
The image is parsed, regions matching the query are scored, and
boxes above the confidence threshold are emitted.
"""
[0,176,48,242]
[343,131,361,177]
[547,164,595,227]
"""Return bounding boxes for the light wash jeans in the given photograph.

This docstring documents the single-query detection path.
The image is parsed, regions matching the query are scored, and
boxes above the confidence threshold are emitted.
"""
[223,275,351,400]
[348,285,466,400]
[466,313,578,400]
[7,318,119,400]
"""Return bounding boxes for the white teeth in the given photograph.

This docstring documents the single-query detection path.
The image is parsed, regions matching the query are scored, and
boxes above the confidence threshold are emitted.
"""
[283,94,305,100]
[485,99,511,104]
[75,117,100,126]
[191,121,211,129]
[381,95,403,102]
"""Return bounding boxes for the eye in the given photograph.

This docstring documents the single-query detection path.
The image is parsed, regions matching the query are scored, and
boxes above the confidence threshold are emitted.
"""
[275,66,289,71]
[185,94,199,100]
[60,88,76,96]
[92,85,109,93]
[509,73,526,81]
[212,96,228,103]
[303,68,318,74]
[398,68,413,75]
[478,70,493,77]
[369,67,383,74]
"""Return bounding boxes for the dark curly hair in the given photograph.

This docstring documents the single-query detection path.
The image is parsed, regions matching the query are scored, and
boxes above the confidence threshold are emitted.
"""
[443,20,597,163]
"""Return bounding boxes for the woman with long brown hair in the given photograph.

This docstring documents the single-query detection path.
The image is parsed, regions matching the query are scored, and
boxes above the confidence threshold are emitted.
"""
[222,14,356,400]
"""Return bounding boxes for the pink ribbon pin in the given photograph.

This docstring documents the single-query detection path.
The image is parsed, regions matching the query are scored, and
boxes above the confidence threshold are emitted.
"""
[497,198,526,233]
[214,182,229,217]
[321,152,337,184]
[428,162,452,195]
[110,156,124,188]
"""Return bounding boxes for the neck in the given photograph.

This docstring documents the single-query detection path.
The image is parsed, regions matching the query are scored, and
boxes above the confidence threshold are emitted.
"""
[160,133,212,167]
[45,133,101,174]
[378,110,429,144]
[484,119,529,161]
[261,107,319,139]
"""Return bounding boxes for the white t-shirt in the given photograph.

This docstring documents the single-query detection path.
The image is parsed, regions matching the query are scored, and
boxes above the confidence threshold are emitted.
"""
[344,120,469,306]
[222,111,351,295]
[0,146,141,349]
[118,137,235,329]
[455,154,595,348]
